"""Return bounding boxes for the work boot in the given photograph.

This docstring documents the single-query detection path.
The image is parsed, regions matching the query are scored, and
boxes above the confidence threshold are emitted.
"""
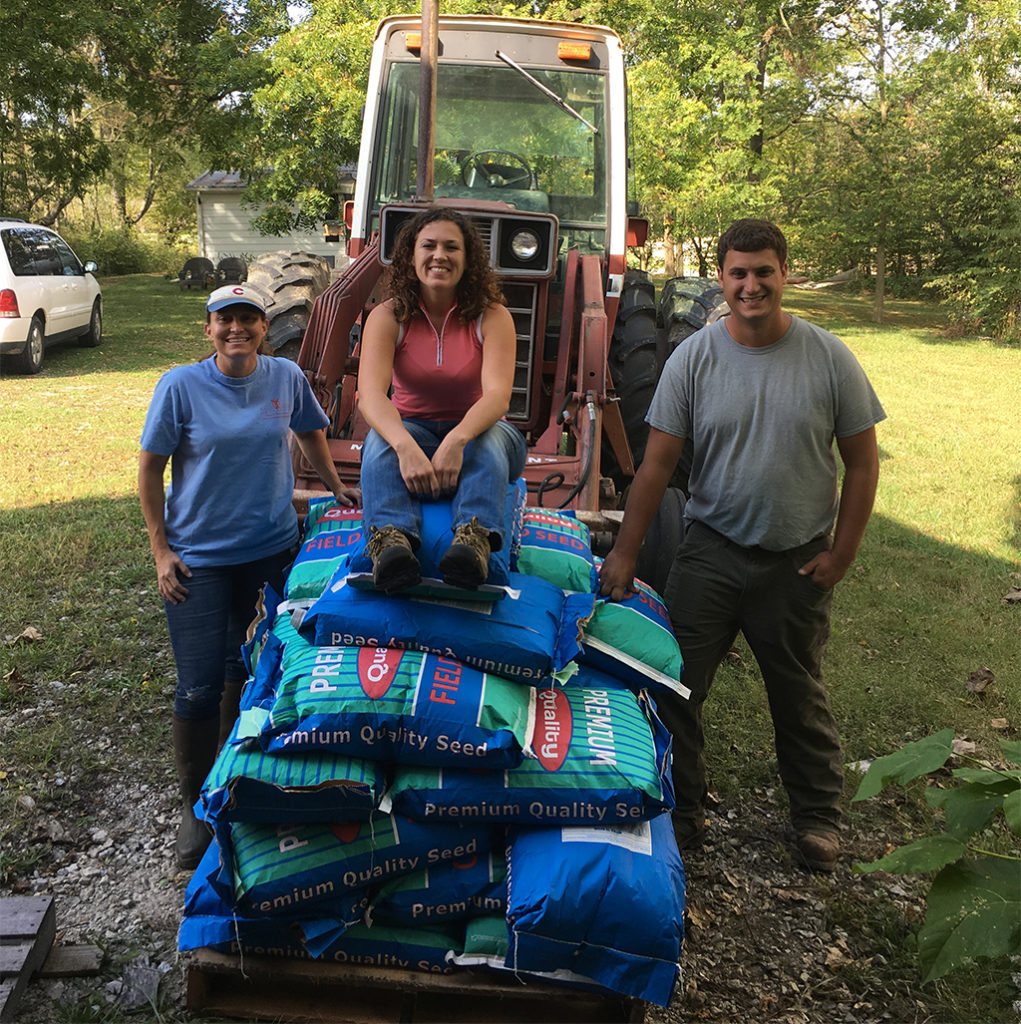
[796,828,840,873]
[218,678,245,749]
[438,517,491,589]
[172,715,219,870]
[672,814,706,852]
[366,525,421,594]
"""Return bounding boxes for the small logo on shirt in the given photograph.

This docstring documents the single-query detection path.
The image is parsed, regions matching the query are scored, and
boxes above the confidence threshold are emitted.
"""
[262,397,288,420]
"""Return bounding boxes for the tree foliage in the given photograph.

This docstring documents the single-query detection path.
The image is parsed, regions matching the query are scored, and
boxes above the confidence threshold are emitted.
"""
[5,0,1018,337]
[0,0,289,225]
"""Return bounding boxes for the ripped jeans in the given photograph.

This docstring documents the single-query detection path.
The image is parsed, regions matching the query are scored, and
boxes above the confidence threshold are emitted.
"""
[163,546,293,719]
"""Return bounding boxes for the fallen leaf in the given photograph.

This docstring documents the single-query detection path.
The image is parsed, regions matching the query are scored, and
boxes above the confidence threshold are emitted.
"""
[965,667,995,695]
[9,626,43,644]
[773,887,812,903]
[826,945,851,971]
[951,737,976,756]
[2,667,29,692]
[685,905,715,929]
[1005,587,1021,604]
[990,718,1009,730]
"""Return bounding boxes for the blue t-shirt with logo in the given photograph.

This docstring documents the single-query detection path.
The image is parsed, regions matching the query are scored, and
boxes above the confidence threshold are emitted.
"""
[141,355,329,566]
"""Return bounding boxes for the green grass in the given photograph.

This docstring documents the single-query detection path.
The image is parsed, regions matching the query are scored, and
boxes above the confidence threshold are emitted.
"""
[1,276,1019,1021]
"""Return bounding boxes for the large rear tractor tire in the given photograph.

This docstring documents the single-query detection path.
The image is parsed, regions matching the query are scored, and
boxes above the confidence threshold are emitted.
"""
[654,277,730,494]
[245,252,332,360]
[658,276,729,349]
[604,269,663,491]
[634,486,687,602]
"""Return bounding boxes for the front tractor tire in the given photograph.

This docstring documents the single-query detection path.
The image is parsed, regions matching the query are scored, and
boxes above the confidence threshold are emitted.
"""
[604,269,662,492]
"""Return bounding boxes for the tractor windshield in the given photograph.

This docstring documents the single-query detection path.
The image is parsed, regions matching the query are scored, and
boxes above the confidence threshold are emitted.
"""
[369,60,608,253]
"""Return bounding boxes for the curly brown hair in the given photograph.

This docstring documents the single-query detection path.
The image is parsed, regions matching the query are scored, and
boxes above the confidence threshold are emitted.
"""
[385,207,504,323]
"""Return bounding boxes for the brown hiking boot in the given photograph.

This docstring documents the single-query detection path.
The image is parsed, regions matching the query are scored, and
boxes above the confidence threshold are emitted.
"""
[366,525,421,593]
[438,517,491,589]
[796,828,840,873]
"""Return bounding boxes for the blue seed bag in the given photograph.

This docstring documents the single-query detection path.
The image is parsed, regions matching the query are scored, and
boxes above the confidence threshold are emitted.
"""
[506,812,685,1007]
[367,850,507,927]
[581,559,689,700]
[387,668,673,825]
[248,627,534,769]
[179,836,368,949]
[300,571,592,686]
[302,498,364,543]
[347,482,526,600]
[198,716,386,826]
[300,920,464,972]
[514,509,598,593]
[214,815,492,920]
[288,498,364,604]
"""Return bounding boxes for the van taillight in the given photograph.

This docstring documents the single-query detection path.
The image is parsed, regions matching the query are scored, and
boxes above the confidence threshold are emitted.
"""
[0,289,19,318]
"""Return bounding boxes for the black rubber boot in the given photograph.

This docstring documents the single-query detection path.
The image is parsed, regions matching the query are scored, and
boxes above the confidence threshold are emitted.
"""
[172,715,219,870]
[218,678,245,749]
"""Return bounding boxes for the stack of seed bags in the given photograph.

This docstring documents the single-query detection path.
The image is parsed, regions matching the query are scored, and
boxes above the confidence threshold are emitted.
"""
[179,496,687,1007]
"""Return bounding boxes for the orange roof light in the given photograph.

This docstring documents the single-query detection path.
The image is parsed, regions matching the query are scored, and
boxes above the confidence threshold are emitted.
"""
[405,32,421,52]
[558,41,591,61]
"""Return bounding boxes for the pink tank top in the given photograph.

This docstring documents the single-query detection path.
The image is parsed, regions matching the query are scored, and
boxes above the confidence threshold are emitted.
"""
[390,306,485,420]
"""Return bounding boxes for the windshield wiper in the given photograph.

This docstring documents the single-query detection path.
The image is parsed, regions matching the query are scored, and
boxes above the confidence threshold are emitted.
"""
[495,50,599,134]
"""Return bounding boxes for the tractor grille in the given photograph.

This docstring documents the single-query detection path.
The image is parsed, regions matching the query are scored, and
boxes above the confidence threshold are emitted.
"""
[470,217,495,256]
[503,281,537,423]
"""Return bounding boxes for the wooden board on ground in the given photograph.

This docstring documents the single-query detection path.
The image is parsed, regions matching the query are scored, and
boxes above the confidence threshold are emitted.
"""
[0,897,56,1022]
[187,949,645,1023]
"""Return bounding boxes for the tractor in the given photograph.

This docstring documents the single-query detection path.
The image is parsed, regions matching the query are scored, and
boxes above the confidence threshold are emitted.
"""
[291,10,722,592]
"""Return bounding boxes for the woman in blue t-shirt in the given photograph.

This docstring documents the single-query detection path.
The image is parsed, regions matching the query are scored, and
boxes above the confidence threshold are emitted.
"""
[139,283,358,869]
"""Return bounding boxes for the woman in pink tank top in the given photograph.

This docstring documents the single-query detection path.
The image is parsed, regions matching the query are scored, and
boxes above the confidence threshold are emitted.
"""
[358,208,526,593]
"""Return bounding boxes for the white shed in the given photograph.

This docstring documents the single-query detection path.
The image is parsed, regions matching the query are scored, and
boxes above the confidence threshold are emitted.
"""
[185,170,356,268]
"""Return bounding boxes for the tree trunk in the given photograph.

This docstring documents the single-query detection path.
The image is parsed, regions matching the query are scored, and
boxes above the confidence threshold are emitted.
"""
[873,210,886,323]
[663,224,676,277]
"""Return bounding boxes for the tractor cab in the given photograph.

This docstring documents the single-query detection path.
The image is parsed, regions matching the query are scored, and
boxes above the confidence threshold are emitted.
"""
[295,16,648,516]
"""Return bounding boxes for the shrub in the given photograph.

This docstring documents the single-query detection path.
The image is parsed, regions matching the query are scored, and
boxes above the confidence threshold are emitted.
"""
[852,730,1021,983]
[61,227,190,277]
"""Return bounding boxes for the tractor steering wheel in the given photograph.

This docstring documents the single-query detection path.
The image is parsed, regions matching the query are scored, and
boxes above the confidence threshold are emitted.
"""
[461,150,534,190]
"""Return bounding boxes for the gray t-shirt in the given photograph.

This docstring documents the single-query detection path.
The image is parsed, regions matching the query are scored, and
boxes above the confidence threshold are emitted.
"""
[647,315,886,550]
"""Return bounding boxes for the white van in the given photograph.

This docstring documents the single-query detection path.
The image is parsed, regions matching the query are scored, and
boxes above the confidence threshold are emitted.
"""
[0,220,102,373]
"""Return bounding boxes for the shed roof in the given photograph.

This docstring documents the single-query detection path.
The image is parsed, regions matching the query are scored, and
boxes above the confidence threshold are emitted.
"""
[186,167,357,192]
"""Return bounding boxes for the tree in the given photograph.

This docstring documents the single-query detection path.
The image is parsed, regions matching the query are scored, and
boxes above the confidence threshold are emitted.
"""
[0,0,289,226]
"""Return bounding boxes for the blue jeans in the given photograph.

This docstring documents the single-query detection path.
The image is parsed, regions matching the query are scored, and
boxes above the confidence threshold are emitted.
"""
[360,418,526,549]
[164,547,293,719]
[661,521,840,832]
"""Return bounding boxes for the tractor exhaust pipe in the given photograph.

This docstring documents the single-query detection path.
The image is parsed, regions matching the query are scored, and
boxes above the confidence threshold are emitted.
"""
[415,0,439,202]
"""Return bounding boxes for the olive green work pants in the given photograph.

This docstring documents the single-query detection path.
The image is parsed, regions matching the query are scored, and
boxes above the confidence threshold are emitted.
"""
[660,521,843,834]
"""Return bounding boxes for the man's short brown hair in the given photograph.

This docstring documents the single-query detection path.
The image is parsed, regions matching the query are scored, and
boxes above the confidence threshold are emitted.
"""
[717,219,788,269]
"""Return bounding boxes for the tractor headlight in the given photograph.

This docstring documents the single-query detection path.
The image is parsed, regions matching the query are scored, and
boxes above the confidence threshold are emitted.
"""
[510,229,541,262]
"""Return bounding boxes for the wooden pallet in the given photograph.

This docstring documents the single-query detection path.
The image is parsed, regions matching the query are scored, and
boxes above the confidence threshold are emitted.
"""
[0,897,103,1022]
[187,949,645,1023]
[1,897,55,1022]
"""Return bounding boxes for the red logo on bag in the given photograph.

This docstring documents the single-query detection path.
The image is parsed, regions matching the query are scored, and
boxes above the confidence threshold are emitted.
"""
[316,505,363,526]
[357,646,402,698]
[534,688,572,771]
[329,822,361,843]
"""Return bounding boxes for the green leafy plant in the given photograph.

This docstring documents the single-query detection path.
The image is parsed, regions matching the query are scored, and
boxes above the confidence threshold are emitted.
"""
[852,729,1021,983]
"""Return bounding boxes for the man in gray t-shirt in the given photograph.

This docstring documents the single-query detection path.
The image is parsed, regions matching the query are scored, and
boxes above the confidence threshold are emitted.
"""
[599,219,885,873]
